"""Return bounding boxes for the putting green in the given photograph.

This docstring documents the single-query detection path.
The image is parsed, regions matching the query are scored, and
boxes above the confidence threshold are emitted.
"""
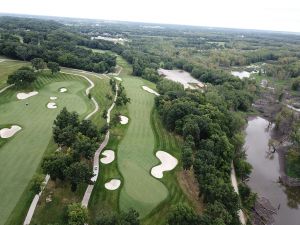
[118,75,168,218]
[0,72,93,225]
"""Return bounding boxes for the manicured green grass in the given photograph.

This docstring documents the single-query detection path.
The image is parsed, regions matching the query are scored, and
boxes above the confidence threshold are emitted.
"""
[0,59,29,89]
[118,74,168,218]
[5,138,57,225]
[25,71,113,224]
[87,52,195,224]
[61,67,113,128]
[142,110,196,225]
[89,52,168,219]
[88,106,127,224]
[0,70,93,225]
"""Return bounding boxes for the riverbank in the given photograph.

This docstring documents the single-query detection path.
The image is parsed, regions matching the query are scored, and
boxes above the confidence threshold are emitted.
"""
[245,116,300,225]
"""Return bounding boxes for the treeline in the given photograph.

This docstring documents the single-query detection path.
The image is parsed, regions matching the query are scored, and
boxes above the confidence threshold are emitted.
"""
[155,79,254,224]
[0,17,116,73]
[42,108,100,192]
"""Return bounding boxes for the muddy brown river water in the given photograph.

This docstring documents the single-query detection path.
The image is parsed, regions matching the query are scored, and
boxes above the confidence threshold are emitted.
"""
[245,117,300,225]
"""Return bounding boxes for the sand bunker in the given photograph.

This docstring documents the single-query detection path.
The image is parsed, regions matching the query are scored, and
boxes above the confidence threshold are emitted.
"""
[59,87,67,93]
[142,86,160,96]
[151,151,178,179]
[120,116,129,125]
[105,179,121,190]
[50,96,57,100]
[17,91,38,100]
[100,150,115,164]
[114,77,122,81]
[231,71,250,79]
[158,68,204,89]
[0,125,22,138]
[47,102,57,109]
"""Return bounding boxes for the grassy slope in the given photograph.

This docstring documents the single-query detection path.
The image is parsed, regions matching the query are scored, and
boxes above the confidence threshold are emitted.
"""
[0,70,93,225]
[0,59,29,89]
[89,54,194,224]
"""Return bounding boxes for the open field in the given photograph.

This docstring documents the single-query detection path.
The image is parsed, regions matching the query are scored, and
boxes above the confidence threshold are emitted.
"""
[0,62,95,224]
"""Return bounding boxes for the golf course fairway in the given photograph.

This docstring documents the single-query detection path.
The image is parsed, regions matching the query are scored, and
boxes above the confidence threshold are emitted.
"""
[0,72,94,225]
[118,74,168,218]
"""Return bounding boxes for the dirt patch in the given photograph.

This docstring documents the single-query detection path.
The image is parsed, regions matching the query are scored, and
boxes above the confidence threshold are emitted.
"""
[177,170,203,214]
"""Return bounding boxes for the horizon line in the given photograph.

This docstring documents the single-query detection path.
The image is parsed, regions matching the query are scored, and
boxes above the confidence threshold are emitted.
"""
[1,11,300,36]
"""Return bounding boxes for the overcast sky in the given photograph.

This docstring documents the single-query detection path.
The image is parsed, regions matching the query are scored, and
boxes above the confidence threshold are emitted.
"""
[1,0,300,32]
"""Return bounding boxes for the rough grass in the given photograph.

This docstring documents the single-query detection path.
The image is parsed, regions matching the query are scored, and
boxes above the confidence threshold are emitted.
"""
[0,70,93,225]
[0,59,29,89]
[31,181,87,225]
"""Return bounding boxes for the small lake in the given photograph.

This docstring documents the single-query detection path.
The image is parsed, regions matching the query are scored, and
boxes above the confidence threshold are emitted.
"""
[157,68,204,89]
[245,117,300,225]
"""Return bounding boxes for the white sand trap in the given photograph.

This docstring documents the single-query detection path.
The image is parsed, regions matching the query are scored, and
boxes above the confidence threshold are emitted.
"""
[50,96,57,100]
[120,115,129,125]
[0,125,22,138]
[59,88,67,93]
[47,102,57,109]
[17,91,38,100]
[231,71,250,79]
[100,150,115,164]
[114,77,122,81]
[104,179,121,190]
[158,68,204,89]
[151,151,178,179]
[142,86,160,96]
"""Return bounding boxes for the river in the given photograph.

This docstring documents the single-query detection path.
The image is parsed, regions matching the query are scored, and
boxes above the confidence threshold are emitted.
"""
[245,117,300,225]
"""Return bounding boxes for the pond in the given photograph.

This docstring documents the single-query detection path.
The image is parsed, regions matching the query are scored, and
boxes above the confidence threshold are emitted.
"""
[157,68,204,89]
[245,117,300,225]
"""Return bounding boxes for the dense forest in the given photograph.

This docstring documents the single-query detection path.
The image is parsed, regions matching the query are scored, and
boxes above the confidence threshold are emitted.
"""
[0,17,116,73]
